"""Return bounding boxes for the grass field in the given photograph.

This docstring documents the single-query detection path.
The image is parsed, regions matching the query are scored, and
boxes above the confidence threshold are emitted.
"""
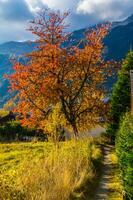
[0,138,102,200]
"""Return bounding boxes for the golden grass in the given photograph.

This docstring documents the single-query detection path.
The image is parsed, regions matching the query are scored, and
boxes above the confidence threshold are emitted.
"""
[107,150,124,200]
[0,109,9,117]
[0,138,102,200]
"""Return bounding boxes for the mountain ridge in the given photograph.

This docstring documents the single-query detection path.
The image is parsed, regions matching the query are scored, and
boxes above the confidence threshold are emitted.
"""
[0,14,133,106]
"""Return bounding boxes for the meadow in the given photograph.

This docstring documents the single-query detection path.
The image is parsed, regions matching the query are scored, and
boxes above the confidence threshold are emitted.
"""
[0,138,102,200]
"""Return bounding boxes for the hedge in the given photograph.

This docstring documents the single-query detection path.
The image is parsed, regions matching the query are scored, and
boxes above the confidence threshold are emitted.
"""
[116,113,133,200]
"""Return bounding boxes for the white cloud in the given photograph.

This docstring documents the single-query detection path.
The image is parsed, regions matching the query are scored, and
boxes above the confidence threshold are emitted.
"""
[24,0,133,23]
[25,0,43,12]
[26,0,78,11]
[42,0,77,9]
[0,0,133,43]
[77,0,133,21]
[0,21,33,43]
[77,0,107,14]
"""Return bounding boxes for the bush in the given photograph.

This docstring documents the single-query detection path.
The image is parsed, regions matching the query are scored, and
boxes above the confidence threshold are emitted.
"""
[116,113,133,200]
[0,121,36,142]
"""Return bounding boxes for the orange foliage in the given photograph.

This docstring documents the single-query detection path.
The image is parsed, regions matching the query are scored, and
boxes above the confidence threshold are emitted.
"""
[7,9,116,138]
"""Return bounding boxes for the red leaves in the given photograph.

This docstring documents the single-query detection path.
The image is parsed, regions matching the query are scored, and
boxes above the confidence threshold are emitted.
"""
[28,9,69,45]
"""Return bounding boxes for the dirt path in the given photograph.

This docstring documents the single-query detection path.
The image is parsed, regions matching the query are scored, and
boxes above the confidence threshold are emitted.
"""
[94,145,113,200]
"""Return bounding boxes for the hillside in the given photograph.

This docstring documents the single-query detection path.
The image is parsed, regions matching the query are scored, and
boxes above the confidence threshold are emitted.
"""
[0,41,36,55]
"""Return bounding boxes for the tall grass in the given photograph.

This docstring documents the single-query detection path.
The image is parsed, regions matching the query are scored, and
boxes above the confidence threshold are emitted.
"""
[0,139,102,200]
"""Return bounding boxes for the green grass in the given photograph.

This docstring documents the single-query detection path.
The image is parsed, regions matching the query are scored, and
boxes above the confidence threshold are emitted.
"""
[0,138,102,200]
[0,109,9,117]
[0,142,54,173]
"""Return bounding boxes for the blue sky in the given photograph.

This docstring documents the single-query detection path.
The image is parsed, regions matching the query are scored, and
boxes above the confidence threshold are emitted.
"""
[0,0,133,43]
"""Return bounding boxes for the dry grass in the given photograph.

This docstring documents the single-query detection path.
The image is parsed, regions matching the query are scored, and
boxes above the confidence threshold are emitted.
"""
[0,138,102,200]
[107,150,124,200]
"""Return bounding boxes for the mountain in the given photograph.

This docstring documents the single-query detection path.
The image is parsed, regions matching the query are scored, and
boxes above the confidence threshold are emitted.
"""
[0,41,36,56]
[105,15,133,60]
[0,14,133,107]
[0,41,38,106]
[64,14,133,61]
[112,14,133,28]
[0,54,12,104]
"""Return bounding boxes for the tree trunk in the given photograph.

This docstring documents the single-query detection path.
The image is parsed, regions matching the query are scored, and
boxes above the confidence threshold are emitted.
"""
[72,123,79,139]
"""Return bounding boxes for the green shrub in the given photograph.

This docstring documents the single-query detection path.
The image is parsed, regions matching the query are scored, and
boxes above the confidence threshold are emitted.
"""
[107,51,133,141]
[0,121,36,142]
[116,113,133,200]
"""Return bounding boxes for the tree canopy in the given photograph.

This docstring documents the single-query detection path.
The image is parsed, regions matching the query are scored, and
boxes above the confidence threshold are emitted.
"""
[7,9,115,138]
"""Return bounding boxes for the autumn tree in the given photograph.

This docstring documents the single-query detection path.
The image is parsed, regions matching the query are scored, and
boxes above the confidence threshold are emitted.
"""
[7,9,114,138]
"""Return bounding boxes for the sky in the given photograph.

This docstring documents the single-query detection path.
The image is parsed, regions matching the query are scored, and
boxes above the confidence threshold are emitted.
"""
[0,0,133,43]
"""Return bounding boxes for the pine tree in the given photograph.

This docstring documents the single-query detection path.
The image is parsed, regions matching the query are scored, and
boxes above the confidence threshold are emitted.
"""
[107,51,133,141]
